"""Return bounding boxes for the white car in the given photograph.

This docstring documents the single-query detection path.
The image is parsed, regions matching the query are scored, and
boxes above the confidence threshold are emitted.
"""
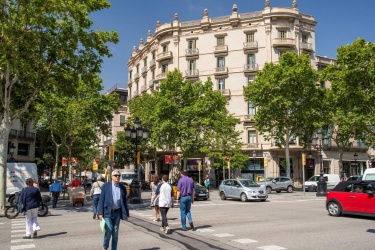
[304,174,340,191]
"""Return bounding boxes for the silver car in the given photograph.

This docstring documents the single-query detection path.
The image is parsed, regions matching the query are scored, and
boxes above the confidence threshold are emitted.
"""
[258,177,294,194]
[219,179,267,202]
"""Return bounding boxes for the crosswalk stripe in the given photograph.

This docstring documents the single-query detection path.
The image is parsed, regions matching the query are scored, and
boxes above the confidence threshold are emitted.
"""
[11,239,34,243]
[257,245,287,250]
[233,238,258,244]
[11,234,25,238]
[11,230,25,233]
[11,244,35,250]
[213,233,235,237]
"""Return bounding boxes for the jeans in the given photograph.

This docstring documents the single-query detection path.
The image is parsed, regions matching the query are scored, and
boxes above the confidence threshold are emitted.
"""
[103,210,121,250]
[159,207,169,228]
[51,192,59,208]
[92,195,100,214]
[179,196,193,230]
[25,208,40,236]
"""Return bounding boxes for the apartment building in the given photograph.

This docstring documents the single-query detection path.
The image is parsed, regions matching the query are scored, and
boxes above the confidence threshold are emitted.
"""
[7,119,36,163]
[126,1,370,186]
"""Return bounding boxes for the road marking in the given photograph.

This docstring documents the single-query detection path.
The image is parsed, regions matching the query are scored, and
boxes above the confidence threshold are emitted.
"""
[11,234,25,238]
[0,222,4,225]
[12,223,25,226]
[196,228,215,232]
[233,239,258,244]
[12,230,25,233]
[11,239,34,243]
[10,244,35,250]
[213,233,235,237]
[257,245,286,250]
[11,226,25,229]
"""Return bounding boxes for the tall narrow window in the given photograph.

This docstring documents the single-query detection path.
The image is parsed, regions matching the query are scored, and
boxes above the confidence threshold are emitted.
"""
[152,70,155,79]
[188,40,196,49]
[217,57,225,68]
[246,33,254,43]
[248,131,257,144]
[248,102,255,115]
[247,54,255,65]
[136,65,139,73]
[120,115,126,126]
[218,79,225,91]
[161,64,168,73]
[152,52,155,59]
[278,30,287,39]
[217,37,225,46]
[129,70,132,80]
[302,34,308,43]
[162,45,168,52]
[248,76,255,84]
[143,58,147,67]
[189,60,196,71]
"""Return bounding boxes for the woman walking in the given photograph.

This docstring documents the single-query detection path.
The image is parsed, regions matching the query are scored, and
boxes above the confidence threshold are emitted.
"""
[150,175,161,221]
[20,178,42,239]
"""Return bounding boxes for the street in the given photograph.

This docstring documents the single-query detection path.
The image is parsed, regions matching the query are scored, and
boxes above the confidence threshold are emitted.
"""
[1,189,374,250]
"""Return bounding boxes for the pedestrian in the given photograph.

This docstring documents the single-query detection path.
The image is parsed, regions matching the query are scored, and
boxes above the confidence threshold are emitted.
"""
[49,178,62,208]
[150,175,161,222]
[97,169,129,250]
[204,175,210,191]
[176,170,195,231]
[151,175,174,234]
[71,175,81,187]
[90,176,104,219]
[20,178,42,239]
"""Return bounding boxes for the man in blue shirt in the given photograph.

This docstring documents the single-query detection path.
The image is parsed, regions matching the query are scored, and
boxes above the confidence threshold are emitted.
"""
[49,179,62,208]
[176,170,195,231]
[98,170,129,250]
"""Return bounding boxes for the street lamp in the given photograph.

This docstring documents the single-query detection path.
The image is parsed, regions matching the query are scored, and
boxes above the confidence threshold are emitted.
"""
[353,152,358,175]
[124,118,149,181]
[252,151,256,181]
[311,129,329,197]
[8,143,16,163]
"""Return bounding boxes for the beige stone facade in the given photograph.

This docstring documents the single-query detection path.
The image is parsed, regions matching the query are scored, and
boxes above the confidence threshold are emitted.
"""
[126,3,370,186]
[7,119,36,163]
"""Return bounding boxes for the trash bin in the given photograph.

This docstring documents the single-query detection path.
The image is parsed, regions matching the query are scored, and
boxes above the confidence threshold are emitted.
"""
[129,179,142,204]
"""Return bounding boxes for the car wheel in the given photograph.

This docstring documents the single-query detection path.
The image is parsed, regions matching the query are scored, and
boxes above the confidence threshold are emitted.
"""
[260,199,266,202]
[327,201,342,217]
[287,185,294,193]
[276,191,281,193]
[220,192,226,200]
[266,186,272,194]
[240,193,247,202]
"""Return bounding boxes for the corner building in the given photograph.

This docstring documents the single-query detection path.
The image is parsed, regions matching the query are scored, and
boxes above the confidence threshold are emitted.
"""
[127,2,370,186]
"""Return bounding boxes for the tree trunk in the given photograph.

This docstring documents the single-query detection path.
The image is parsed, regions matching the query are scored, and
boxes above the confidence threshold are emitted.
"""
[285,133,291,178]
[339,150,344,180]
[0,120,11,213]
[54,144,60,179]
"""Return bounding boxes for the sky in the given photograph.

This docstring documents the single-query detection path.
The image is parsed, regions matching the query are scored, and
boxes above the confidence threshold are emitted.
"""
[89,0,375,92]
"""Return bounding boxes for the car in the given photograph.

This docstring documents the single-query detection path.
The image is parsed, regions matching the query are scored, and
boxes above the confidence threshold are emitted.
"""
[219,179,267,202]
[304,174,340,191]
[194,182,209,201]
[257,177,294,194]
[346,175,362,181]
[326,180,375,217]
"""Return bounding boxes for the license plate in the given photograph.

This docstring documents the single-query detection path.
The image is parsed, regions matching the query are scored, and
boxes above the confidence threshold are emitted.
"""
[198,194,206,196]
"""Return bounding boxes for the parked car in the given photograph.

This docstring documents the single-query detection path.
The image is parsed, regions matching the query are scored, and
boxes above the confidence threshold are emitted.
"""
[304,174,340,191]
[257,177,294,194]
[219,179,267,202]
[194,182,209,201]
[363,168,375,181]
[326,180,375,217]
[346,175,362,181]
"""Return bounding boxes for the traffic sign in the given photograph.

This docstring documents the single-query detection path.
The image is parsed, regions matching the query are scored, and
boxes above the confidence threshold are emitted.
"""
[95,158,100,163]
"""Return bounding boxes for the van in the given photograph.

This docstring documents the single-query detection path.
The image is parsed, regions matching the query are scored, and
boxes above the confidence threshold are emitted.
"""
[7,163,38,204]
[362,168,375,180]
[118,169,137,186]
[304,174,340,192]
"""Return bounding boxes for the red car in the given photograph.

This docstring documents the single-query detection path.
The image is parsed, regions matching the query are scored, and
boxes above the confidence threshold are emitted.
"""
[326,180,375,217]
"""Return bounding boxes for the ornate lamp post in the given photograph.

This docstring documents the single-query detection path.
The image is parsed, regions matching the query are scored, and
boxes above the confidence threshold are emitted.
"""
[353,152,358,175]
[311,129,329,197]
[124,118,149,181]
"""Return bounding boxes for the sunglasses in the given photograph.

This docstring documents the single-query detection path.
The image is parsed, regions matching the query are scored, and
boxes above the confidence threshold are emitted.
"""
[113,175,120,177]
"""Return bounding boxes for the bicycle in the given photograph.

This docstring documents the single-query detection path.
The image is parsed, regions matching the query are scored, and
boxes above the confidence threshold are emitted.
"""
[5,192,21,219]
[38,201,48,217]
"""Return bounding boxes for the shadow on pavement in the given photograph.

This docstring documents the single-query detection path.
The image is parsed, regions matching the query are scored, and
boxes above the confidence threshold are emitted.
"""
[38,232,67,238]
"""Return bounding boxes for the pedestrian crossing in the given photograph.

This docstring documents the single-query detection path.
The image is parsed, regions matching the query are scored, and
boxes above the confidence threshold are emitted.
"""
[10,218,35,250]
[131,210,287,250]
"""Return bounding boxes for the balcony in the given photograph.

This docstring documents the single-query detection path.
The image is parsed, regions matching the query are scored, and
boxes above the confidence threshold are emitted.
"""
[141,66,147,76]
[185,48,199,58]
[248,143,258,148]
[149,79,155,88]
[185,69,199,80]
[214,45,228,56]
[220,89,231,97]
[243,114,255,122]
[141,85,147,93]
[244,63,259,73]
[9,129,17,138]
[214,67,228,77]
[134,72,140,81]
[243,41,258,53]
[273,38,295,48]
[300,42,313,53]
[149,59,156,69]
[156,72,167,81]
[156,51,173,62]
[17,130,36,141]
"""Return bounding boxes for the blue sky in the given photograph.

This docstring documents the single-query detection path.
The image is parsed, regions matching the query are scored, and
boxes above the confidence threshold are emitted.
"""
[90,0,375,92]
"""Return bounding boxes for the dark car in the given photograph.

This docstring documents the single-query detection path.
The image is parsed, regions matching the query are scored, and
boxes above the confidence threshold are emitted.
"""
[194,182,209,201]
[346,175,362,181]
[326,180,375,217]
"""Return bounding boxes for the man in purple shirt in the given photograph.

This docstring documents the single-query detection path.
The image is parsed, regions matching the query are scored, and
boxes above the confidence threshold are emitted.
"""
[176,170,195,231]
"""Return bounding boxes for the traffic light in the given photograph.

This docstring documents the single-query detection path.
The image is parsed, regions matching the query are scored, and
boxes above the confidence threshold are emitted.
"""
[264,157,268,167]
[114,152,119,161]
[109,145,115,160]
[93,162,98,171]
[302,153,306,166]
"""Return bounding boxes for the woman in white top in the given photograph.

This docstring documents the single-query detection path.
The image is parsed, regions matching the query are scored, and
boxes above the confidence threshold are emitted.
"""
[150,175,161,221]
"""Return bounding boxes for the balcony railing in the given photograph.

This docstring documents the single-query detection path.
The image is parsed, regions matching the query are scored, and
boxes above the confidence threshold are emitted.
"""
[141,66,147,76]
[243,114,255,121]
[248,143,258,148]
[141,85,147,93]
[243,41,258,50]
[149,79,155,88]
[133,90,138,96]
[214,45,228,55]
[149,59,156,69]
[221,89,231,96]
[156,72,167,80]
[9,129,17,138]
[244,63,259,72]
[300,42,313,51]
[214,67,228,76]
[134,72,140,80]
[156,51,173,62]
[185,69,199,78]
[185,48,199,57]
[17,130,36,140]
[273,38,295,48]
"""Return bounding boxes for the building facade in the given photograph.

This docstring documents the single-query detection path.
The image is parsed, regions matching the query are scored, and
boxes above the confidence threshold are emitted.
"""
[126,1,370,186]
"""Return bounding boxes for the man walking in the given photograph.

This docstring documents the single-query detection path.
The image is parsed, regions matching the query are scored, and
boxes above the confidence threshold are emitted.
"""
[49,178,62,208]
[90,176,104,219]
[71,175,81,187]
[152,175,174,234]
[176,170,195,231]
[98,170,129,250]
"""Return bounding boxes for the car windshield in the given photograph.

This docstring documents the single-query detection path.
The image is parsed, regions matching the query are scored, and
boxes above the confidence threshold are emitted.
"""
[308,176,320,181]
[365,173,375,181]
[239,180,259,187]
[265,178,273,182]
[121,174,135,180]
[194,182,204,188]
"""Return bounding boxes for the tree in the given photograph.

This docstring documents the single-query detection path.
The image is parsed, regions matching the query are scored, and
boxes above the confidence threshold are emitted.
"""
[129,70,245,181]
[243,52,324,177]
[322,38,375,177]
[0,0,118,212]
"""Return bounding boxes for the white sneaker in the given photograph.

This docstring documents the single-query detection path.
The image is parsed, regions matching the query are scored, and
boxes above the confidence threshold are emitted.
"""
[165,226,171,234]
[160,227,165,231]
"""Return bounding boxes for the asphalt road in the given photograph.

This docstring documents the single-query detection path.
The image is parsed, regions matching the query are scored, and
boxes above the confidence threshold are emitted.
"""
[1,189,374,250]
